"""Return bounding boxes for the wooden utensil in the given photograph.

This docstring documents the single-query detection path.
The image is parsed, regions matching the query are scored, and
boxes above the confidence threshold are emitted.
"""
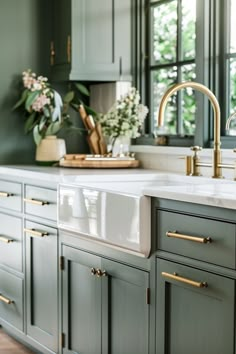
[78,104,90,130]
[96,123,107,155]
[88,129,100,154]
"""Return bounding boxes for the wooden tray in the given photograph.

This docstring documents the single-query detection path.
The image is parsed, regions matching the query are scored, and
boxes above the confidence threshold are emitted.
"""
[59,158,140,168]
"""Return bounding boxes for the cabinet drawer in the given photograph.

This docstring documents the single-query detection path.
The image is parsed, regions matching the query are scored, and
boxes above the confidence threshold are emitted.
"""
[0,269,23,331]
[157,210,236,268]
[0,180,22,212]
[24,185,57,221]
[0,213,22,272]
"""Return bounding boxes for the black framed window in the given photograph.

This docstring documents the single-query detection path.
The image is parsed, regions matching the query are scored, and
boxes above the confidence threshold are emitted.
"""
[137,0,236,148]
[148,0,196,136]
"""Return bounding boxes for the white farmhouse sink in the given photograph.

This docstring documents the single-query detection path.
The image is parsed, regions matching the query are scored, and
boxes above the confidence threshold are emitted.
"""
[58,175,187,257]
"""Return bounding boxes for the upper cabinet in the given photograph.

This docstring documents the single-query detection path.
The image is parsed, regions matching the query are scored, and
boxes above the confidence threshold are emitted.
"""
[51,0,133,82]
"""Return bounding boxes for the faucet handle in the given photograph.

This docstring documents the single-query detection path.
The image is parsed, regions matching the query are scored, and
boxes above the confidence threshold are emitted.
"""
[190,146,202,176]
[190,145,202,153]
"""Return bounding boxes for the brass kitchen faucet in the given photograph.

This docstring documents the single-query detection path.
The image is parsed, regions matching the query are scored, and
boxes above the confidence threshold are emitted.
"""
[158,81,225,178]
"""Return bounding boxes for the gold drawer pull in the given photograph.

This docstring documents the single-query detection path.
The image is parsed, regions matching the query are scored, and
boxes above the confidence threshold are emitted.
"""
[0,236,14,244]
[24,198,49,206]
[24,228,48,238]
[162,272,208,288]
[0,293,14,304]
[0,192,13,197]
[166,231,212,244]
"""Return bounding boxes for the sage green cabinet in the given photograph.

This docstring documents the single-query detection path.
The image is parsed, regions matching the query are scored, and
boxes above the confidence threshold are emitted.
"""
[52,0,133,81]
[51,0,71,71]
[0,268,23,331]
[156,258,235,354]
[61,245,149,354]
[25,220,58,353]
[154,199,236,354]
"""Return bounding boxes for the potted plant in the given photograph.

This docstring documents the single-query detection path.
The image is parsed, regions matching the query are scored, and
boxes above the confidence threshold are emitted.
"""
[13,69,90,164]
[96,87,148,156]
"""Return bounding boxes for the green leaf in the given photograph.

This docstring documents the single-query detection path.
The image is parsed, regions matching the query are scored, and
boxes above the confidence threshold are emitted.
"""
[82,103,98,117]
[39,116,47,131]
[33,125,42,146]
[46,122,62,136]
[74,83,90,96]
[25,91,40,112]
[24,112,36,134]
[43,106,50,117]
[12,89,28,110]
[70,103,80,112]
[63,91,75,103]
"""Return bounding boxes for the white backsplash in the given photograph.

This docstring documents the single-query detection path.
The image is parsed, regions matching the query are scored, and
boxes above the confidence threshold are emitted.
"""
[131,145,236,181]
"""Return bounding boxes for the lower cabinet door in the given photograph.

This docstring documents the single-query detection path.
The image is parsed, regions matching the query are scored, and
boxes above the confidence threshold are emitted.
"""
[101,258,150,354]
[61,246,102,354]
[156,258,235,354]
[25,221,58,353]
[61,245,150,354]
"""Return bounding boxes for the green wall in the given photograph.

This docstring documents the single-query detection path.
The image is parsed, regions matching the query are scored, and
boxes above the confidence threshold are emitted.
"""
[0,0,87,165]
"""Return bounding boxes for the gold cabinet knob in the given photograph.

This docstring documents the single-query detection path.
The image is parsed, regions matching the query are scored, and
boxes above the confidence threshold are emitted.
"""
[91,268,97,276]
[96,269,107,277]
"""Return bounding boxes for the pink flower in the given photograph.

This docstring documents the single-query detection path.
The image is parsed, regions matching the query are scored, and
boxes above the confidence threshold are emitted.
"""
[32,94,50,112]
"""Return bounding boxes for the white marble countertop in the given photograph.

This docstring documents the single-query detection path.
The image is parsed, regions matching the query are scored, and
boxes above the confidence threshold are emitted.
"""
[2,165,236,210]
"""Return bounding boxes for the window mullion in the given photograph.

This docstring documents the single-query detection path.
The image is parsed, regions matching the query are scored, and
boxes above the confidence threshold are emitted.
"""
[177,0,182,134]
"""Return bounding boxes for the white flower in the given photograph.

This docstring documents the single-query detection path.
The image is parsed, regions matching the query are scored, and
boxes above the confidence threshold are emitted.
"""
[96,87,148,139]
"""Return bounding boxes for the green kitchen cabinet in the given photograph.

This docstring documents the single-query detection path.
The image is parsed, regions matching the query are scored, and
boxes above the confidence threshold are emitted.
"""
[51,0,133,81]
[25,220,58,353]
[61,245,150,354]
[154,198,236,354]
[51,0,71,74]
[156,258,235,354]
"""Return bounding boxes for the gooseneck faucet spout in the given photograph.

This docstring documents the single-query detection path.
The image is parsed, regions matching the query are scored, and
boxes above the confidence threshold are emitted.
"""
[158,81,222,178]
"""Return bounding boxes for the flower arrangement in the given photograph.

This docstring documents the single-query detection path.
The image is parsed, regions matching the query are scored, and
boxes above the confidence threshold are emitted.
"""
[13,70,87,145]
[96,87,148,147]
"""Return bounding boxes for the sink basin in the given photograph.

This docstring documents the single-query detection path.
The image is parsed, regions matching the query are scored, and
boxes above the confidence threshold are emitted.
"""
[58,175,187,257]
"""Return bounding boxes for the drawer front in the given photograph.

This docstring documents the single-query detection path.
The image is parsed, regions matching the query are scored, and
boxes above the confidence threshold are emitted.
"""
[157,210,236,268]
[0,269,23,331]
[24,185,57,221]
[0,180,22,212]
[0,213,22,272]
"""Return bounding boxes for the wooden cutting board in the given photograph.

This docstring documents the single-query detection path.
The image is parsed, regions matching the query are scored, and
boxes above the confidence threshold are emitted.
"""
[59,158,140,168]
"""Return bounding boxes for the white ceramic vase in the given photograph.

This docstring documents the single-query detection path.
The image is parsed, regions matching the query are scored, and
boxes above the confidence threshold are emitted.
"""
[35,135,66,165]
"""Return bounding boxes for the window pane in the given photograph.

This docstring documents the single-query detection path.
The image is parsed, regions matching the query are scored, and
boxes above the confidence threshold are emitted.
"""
[152,1,177,63]
[152,67,177,133]
[181,64,196,135]
[182,0,196,60]
[230,58,236,113]
[230,0,236,53]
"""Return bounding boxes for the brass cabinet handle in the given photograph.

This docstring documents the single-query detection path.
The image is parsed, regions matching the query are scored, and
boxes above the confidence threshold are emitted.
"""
[162,272,208,288]
[50,41,55,66]
[166,230,212,244]
[67,35,71,63]
[24,228,48,238]
[0,192,13,197]
[96,269,107,278]
[0,293,14,305]
[0,236,14,244]
[24,198,49,206]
